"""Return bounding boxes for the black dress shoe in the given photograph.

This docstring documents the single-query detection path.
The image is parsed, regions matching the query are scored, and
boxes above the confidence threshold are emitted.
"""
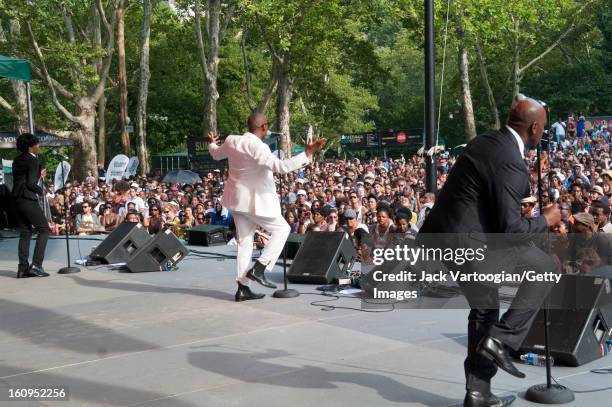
[246,261,277,289]
[235,282,265,302]
[27,264,50,278]
[17,263,30,279]
[464,390,516,407]
[477,336,526,378]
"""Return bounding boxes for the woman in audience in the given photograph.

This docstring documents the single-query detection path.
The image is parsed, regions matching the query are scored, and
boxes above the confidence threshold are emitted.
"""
[370,206,395,248]
[284,210,300,233]
[147,204,164,234]
[99,204,120,232]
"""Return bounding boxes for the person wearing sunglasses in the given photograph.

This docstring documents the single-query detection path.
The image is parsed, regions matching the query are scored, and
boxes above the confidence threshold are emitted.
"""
[76,201,104,235]
[100,204,120,233]
[207,112,326,302]
[147,204,164,234]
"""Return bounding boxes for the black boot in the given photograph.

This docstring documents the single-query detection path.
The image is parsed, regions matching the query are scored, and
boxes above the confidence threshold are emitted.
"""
[246,261,277,289]
[477,337,525,379]
[26,264,50,278]
[17,263,29,279]
[235,282,265,302]
[464,390,516,407]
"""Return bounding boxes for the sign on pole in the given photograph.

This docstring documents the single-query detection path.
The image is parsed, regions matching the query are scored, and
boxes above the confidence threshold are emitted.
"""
[123,156,140,178]
[54,161,71,192]
[106,154,130,183]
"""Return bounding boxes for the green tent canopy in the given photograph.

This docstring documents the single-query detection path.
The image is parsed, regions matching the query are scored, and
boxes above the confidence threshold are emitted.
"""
[0,55,32,82]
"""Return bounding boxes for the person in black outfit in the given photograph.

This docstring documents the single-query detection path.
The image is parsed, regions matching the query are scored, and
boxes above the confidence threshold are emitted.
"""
[419,99,561,407]
[12,133,50,278]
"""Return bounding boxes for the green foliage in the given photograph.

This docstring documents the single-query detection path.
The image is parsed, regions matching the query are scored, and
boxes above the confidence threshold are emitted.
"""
[0,0,610,162]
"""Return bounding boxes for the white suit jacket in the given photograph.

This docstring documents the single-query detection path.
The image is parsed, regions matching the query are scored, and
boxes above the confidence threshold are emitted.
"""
[209,132,310,218]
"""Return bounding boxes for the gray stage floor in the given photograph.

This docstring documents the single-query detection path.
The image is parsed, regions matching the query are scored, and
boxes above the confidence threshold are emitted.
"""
[0,235,610,407]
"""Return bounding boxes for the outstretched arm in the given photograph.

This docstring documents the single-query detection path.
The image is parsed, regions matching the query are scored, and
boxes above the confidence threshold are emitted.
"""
[250,138,327,174]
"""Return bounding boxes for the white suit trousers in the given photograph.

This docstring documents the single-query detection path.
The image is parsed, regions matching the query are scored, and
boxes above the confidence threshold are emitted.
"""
[232,211,291,285]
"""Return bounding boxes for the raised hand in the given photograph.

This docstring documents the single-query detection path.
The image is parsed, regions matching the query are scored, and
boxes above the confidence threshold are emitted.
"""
[207,131,220,144]
[306,138,327,157]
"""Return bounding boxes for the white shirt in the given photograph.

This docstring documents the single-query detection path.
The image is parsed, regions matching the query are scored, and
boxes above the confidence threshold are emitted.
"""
[506,125,525,159]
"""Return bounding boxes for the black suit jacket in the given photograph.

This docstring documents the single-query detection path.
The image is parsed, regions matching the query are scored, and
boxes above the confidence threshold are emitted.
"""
[11,153,43,201]
[419,127,547,248]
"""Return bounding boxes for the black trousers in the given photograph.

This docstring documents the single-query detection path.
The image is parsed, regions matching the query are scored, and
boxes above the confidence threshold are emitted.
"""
[15,198,50,268]
[458,244,558,393]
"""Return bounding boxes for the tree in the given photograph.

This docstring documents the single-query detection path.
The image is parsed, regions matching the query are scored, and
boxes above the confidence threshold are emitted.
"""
[14,0,120,179]
[245,0,358,156]
[454,3,476,140]
[117,0,131,155]
[0,19,28,133]
[134,0,158,175]
[194,0,235,135]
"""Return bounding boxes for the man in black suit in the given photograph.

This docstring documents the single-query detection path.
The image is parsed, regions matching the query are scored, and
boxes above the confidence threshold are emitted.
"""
[419,99,561,407]
[12,133,50,278]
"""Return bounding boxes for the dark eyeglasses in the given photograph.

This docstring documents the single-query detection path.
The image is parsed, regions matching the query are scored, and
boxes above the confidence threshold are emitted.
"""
[152,208,159,211]
[82,205,89,208]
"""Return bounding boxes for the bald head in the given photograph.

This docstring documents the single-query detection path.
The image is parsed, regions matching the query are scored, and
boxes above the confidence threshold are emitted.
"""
[507,98,547,148]
[248,112,268,136]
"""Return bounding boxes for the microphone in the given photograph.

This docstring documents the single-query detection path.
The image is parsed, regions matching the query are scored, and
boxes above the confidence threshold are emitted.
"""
[266,130,284,137]
[52,150,69,161]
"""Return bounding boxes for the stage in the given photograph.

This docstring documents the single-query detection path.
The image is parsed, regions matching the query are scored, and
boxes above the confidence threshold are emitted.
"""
[0,235,610,406]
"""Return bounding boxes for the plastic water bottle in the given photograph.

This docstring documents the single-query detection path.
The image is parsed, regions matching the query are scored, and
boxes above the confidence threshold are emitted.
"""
[520,352,554,366]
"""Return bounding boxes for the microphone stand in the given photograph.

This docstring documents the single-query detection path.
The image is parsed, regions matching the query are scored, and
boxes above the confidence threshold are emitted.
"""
[57,155,81,275]
[272,133,299,299]
[525,110,573,404]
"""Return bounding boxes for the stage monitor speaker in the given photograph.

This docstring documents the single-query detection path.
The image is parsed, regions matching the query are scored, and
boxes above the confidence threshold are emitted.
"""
[285,233,305,259]
[126,229,189,272]
[188,224,226,246]
[517,274,612,366]
[90,222,151,264]
[287,232,355,284]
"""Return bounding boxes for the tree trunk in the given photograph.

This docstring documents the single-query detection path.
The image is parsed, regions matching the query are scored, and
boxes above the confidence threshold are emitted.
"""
[73,102,98,179]
[97,94,106,166]
[475,35,500,129]
[9,20,29,133]
[276,59,293,157]
[117,0,131,155]
[456,7,477,141]
[511,18,521,98]
[195,0,221,135]
[92,1,106,166]
[136,0,154,175]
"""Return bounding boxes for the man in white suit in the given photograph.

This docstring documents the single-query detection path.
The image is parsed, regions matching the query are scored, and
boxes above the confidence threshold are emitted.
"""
[208,113,326,301]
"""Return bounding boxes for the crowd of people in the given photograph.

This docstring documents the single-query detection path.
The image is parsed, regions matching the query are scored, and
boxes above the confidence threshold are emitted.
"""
[2,114,610,272]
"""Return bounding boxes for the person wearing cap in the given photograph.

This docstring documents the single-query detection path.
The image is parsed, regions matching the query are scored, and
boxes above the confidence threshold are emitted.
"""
[520,196,537,218]
[207,112,326,302]
[419,98,562,406]
[342,207,372,262]
[296,189,310,208]
[12,133,51,278]
[570,212,612,265]
[589,185,605,203]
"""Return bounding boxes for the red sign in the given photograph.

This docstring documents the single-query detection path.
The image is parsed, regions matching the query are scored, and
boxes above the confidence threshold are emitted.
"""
[396,132,407,143]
